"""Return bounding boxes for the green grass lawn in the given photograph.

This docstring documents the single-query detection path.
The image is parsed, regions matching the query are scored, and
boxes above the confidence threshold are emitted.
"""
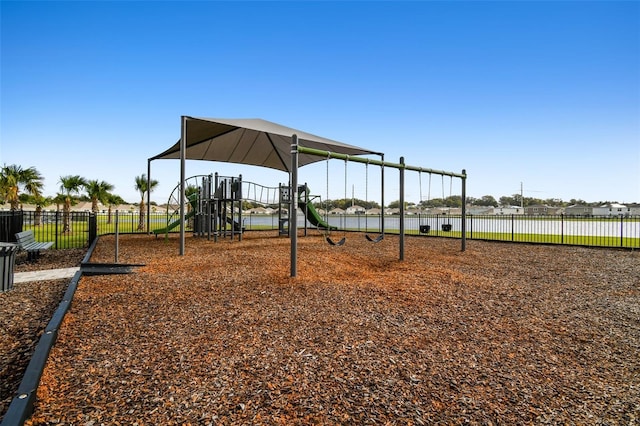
[462,231,638,248]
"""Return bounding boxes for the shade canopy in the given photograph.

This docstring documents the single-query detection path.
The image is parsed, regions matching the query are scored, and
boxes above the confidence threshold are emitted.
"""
[149,117,381,171]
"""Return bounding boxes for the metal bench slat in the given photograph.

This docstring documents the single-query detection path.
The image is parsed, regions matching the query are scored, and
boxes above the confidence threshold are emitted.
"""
[15,230,54,260]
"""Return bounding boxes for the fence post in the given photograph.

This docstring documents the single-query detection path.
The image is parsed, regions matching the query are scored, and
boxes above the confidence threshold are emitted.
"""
[461,169,466,252]
[115,210,119,263]
[399,156,405,261]
[511,214,515,241]
[88,213,97,247]
[620,215,624,248]
[561,214,564,244]
[55,210,59,249]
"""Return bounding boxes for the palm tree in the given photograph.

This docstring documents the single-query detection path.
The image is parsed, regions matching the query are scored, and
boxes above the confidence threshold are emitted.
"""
[53,193,66,211]
[33,194,53,226]
[134,174,158,231]
[104,193,123,225]
[0,164,44,210]
[85,180,114,213]
[59,175,87,233]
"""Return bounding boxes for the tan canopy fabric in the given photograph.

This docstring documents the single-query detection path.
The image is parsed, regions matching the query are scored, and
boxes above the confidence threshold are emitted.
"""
[149,117,380,171]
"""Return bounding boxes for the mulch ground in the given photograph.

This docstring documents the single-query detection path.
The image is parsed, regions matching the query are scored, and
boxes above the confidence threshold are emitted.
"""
[4,232,640,424]
[0,248,86,420]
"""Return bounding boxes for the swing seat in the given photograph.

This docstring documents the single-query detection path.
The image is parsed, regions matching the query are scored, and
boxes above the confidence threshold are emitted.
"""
[326,236,346,246]
[419,225,431,234]
[441,224,452,232]
[365,234,384,243]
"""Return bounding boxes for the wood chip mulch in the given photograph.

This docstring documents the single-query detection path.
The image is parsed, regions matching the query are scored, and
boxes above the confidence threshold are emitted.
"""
[1,248,85,420]
[14,233,640,424]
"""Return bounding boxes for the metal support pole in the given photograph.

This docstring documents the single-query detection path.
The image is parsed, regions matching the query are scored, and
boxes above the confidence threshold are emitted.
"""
[399,156,405,261]
[179,116,186,256]
[146,159,151,234]
[304,182,308,237]
[214,172,219,243]
[290,135,299,277]
[461,168,467,252]
[115,210,119,263]
[238,174,243,242]
[207,174,213,241]
[381,154,385,235]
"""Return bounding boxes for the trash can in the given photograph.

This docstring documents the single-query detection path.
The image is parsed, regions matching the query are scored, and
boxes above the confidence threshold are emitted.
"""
[0,243,18,292]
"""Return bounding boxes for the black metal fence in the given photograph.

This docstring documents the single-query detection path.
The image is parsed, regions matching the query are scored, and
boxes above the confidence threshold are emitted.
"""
[1,210,638,250]
[404,214,640,249]
[203,212,640,249]
[0,210,169,249]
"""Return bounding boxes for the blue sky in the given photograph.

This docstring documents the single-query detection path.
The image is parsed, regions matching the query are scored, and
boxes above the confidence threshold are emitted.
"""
[1,1,638,205]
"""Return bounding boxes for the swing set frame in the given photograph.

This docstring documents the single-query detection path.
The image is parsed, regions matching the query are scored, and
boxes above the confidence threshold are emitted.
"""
[289,135,467,277]
[323,155,386,246]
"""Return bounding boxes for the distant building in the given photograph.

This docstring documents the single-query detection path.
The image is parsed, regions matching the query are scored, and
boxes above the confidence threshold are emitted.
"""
[524,205,563,216]
[592,203,628,216]
[72,201,95,211]
[111,204,138,213]
[495,206,524,215]
[429,207,448,215]
[405,207,420,215]
[467,206,495,215]
[565,205,594,217]
[627,204,640,216]
[345,205,366,215]
[247,207,269,215]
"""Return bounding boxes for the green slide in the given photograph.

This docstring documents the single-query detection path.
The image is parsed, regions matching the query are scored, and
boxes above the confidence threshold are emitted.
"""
[297,185,336,230]
[153,195,198,235]
[152,208,196,235]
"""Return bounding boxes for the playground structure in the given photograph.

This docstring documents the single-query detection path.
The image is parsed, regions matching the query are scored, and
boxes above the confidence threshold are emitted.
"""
[153,173,338,242]
[154,174,264,241]
[147,117,467,277]
[152,148,467,280]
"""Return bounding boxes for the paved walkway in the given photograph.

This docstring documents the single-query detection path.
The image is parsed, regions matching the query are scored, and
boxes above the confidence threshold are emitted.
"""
[13,267,80,284]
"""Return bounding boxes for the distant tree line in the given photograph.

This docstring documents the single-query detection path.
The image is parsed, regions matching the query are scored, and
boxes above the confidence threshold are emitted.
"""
[465,194,628,208]
[245,193,634,211]
[313,194,633,210]
[312,198,381,210]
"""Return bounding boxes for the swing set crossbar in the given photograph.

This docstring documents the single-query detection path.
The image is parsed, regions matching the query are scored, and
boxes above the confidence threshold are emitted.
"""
[297,146,466,179]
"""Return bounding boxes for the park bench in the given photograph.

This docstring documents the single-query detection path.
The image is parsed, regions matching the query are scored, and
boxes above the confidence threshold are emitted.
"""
[15,230,54,261]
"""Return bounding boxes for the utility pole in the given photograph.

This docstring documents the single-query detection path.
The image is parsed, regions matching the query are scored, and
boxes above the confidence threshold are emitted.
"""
[352,184,354,207]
